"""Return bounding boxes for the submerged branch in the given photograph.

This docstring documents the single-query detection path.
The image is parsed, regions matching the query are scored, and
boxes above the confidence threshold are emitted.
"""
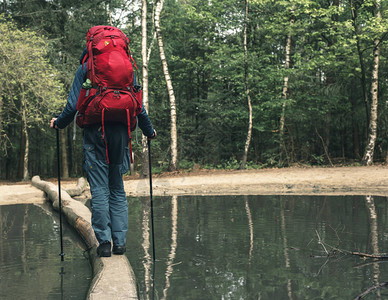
[353,282,388,300]
[314,231,388,260]
[315,229,329,255]
[350,251,388,260]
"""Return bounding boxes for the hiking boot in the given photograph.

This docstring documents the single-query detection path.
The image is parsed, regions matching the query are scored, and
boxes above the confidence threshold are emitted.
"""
[112,245,126,255]
[97,241,111,257]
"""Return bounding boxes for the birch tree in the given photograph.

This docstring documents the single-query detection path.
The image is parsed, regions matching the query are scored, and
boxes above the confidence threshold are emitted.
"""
[362,0,382,166]
[20,83,29,181]
[240,0,253,170]
[140,0,151,178]
[140,0,157,178]
[279,4,294,165]
[155,0,178,171]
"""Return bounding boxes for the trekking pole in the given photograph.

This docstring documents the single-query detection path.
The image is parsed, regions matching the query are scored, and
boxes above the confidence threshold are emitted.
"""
[56,128,65,261]
[147,139,156,300]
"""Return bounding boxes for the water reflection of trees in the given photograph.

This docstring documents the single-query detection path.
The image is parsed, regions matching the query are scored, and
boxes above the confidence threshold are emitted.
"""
[162,195,178,300]
[141,197,152,300]
[280,197,293,300]
[245,197,253,261]
[313,195,388,299]
[142,195,179,300]
[134,195,388,299]
[365,195,381,298]
[0,204,90,299]
[244,196,254,298]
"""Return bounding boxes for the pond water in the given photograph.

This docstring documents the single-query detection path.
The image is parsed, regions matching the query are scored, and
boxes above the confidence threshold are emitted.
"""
[0,203,91,299]
[127,195,388,300]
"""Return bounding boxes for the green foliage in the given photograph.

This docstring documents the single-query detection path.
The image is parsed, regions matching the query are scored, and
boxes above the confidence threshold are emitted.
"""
[0,0,387,179]
[0,14,65,177]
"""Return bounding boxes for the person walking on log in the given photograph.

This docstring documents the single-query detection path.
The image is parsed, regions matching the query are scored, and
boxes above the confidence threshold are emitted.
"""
[50,26,156,257]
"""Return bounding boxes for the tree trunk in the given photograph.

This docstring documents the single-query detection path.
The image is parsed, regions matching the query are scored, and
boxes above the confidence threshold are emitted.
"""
[319,0,338,162]
[61,129,69,179]
[0,92,3,149]
[21,83,29,181]
[140,0,157,178]
[240,0,252,170]
[350,85,361,159]
[279,6,294,165]
[353,118,361,160]
[22,119,29,181]
[17,119,25,179]
[350,0,370,130]
[0,92,3,178]
[140,0,150,178]
[155,0,178,171]
[362,0,381,165]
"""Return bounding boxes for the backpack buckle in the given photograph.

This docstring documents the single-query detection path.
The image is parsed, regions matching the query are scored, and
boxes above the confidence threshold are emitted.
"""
[113,90,121,98]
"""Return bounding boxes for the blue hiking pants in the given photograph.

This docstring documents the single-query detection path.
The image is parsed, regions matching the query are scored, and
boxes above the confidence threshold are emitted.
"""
[83,123,130,246]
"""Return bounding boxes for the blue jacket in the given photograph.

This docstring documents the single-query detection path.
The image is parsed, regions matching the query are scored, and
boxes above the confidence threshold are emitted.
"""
[56,62,155,137]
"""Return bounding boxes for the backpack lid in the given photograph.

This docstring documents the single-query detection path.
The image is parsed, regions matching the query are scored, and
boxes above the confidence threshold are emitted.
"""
[87,26,129,44]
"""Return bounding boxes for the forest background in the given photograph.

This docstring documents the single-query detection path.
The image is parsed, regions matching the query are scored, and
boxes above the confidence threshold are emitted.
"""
[0,0,387,181]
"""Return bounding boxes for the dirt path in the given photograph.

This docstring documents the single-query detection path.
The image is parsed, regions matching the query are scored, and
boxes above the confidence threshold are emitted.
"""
[0,184,45,205]
[1,166,388,205]
[124,165,388,197]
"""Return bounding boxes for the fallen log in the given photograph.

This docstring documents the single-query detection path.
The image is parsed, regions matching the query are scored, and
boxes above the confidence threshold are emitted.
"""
[66,177,88,197]
[31,175,97,248]
[31,175,138,299]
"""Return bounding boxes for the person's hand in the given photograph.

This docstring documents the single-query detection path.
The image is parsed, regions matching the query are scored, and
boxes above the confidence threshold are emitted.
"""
[50,118,58,129]
[148,130,157,140]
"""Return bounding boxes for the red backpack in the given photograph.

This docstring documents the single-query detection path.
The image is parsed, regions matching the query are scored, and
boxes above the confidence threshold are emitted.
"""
[76,25,142,163]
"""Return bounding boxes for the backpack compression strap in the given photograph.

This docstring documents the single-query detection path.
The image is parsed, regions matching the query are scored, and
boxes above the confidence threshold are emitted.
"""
[87,38,95,83]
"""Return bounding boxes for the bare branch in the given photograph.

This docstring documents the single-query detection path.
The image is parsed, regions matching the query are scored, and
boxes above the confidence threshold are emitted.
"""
[315,229,329,255]
[353,282,388,300]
